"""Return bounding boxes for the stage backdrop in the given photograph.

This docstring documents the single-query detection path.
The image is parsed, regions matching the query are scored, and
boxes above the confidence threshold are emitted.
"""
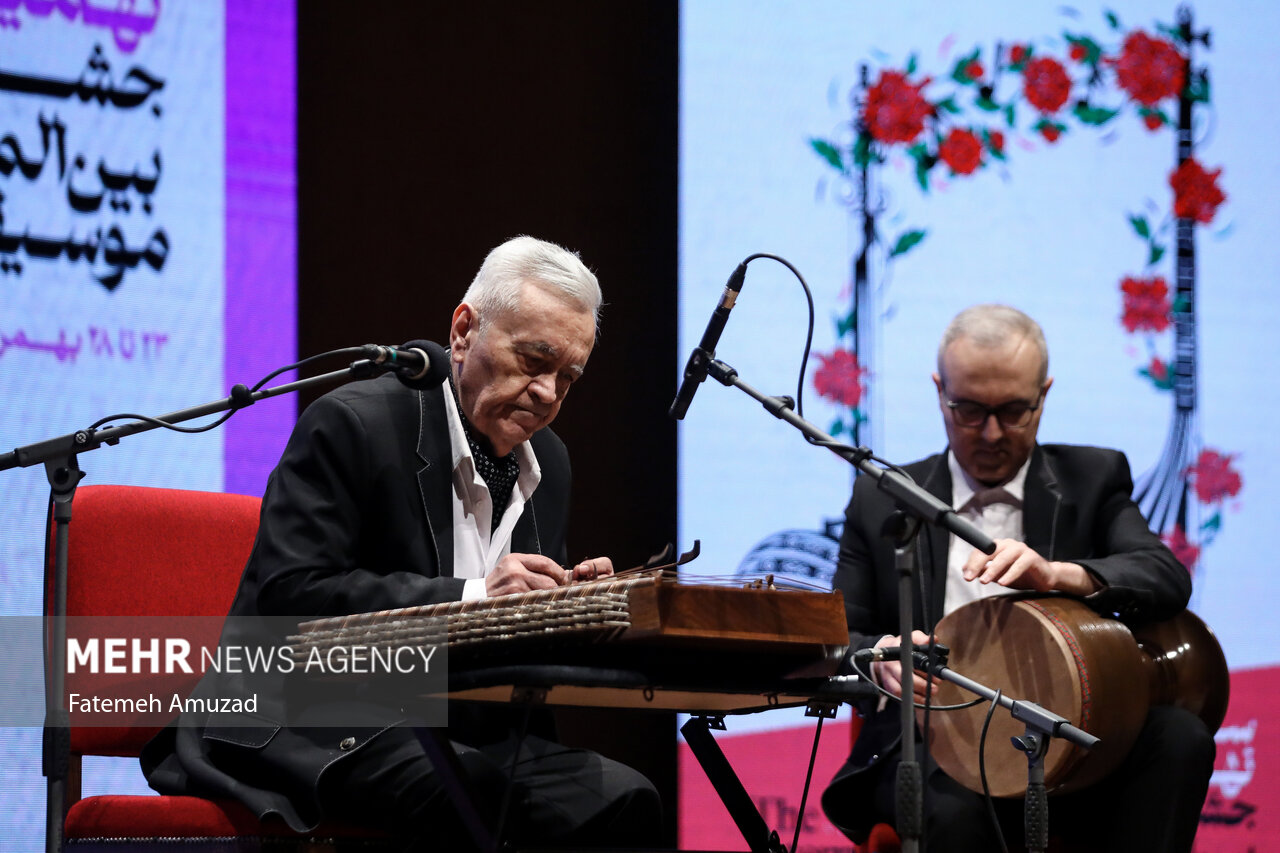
[679,1,1277,850]
[0,0,295,845]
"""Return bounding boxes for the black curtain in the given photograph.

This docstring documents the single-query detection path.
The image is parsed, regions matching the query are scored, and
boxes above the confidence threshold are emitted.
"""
[297,1,679,842]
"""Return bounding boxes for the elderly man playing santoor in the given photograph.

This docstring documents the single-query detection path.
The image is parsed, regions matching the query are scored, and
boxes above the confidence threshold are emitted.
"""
[142,236,661,849]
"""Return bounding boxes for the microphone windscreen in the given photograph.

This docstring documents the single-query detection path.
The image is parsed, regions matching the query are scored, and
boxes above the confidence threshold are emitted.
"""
[397,339,450,389]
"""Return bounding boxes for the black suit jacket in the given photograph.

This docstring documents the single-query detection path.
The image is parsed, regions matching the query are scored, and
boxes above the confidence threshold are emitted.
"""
[821,443,1190,841]
[141,374,572,831]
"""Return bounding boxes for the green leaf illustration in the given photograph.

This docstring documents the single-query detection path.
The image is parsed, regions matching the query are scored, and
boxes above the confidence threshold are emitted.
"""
[1129,214,1151,239]
[1072,102,1119,126]
[1104,10,1121,29]
[1033,117,1068,140]
[1148,242,1166,266]
[915,158,931,192]
[889,229,927,258]
[1138,365,1174,391]
[983,129,1008,161]
[830,419,845,437]
[1007,45,1034,73]
[1157,21,1186,44]
[836,311,856,338]
[1201,513,1222,532]
[1004,103,1016,127]
[907,143,933,192]
[810,138,844,171]
[1064,33,1103,65]
[975,94,1000,112]
[906,52,918,75]
[852,132,874,167]
[1138,106,1169,128]
[935,96,961,115]
[950,47,982,84]
[1186,74,1210,104]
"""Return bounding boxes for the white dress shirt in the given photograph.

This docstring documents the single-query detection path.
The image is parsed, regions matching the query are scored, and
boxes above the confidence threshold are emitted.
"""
[441,385,542,601]
[942,451,1032,617]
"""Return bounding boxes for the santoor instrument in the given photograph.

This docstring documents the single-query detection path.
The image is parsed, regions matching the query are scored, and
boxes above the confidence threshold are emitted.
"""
[921,594,1229,797]
[289,570,851,680]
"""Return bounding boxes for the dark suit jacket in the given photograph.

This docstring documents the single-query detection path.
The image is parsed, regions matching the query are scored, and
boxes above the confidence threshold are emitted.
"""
[141,374,572,831]
[821,443,1190,841]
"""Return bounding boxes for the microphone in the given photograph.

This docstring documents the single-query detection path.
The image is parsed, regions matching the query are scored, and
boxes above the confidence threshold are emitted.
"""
[669,261,748,420]
[359,340,450,389]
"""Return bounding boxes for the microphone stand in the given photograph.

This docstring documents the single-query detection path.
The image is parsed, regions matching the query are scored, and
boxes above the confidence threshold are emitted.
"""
[908,651,1100,853]
[697,356,995,853]
[0,357,409,853]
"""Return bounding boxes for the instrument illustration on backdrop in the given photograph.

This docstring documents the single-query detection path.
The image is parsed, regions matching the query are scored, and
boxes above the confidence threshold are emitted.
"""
[922,593,1229,798]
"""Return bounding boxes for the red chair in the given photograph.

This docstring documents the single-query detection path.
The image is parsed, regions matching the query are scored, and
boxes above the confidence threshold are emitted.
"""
[56,484,394,851]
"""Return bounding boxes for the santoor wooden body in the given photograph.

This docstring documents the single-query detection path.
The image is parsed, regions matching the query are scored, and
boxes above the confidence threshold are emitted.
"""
[922,594,1229,797]
[293,573,850,675]
[622,580,850,651]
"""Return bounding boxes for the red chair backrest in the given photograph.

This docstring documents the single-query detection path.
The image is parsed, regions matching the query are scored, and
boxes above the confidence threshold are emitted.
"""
[59,484,261,757]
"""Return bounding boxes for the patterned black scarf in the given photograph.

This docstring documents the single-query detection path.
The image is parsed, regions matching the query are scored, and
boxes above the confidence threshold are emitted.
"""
[450,376,520,535]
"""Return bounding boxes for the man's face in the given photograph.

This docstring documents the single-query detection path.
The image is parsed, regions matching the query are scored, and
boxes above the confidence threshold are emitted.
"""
[449,281,595,457]
[933,334,1051,487]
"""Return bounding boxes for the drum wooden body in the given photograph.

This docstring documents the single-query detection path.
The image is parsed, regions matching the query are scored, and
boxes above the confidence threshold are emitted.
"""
[921,594,1228,798]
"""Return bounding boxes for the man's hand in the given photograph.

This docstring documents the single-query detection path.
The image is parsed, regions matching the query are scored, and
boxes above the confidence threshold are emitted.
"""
[485,553,568,596]
[571,556,614,582]
[870,630,935,704]
[962,539,1099,596]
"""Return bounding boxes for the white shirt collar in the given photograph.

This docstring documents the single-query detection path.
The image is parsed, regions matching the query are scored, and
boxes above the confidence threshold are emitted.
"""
[948,450,1030,510]
[441,383,543,594]
[442,380,541,496]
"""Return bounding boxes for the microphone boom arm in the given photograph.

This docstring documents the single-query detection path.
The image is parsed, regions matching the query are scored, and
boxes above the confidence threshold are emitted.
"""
[702,356,996,556]
[2,363,372,473]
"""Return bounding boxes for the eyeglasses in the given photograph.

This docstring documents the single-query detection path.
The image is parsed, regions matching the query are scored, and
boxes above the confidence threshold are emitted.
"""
[944,391,1043,429]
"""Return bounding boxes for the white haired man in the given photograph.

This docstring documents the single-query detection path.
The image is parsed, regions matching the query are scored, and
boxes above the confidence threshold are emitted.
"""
[142,236,661,849]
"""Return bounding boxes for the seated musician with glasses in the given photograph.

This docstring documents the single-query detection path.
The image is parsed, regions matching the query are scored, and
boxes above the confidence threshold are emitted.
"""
[821,304,1215,853]
[141,236,662,849]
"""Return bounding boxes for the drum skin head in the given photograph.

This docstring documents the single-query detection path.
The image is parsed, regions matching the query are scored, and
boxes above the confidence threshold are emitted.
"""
[921,594,1150,797]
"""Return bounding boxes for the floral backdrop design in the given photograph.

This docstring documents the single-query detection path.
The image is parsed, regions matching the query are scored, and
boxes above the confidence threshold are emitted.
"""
[808,6,1238,581]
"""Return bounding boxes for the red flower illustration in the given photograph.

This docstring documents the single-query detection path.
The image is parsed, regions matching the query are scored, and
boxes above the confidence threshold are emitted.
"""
[938,128,983,175]
[1022,56,1071,113]
[1120,275,1172,333]
[1009,43,1029,65]
[1142,111,1163,131]
[1110,31,1185,106]
[1069,43,1087,62]
[1039,123,1062,143]
[1163,525,1200,571]
[1170,158,1227,224]
[1186,449,1243,504]
[1148,356,1169,383]
[988,130,1005,154]
[863,69,933,145]
[965,60,984,80]
[813,348,867,408]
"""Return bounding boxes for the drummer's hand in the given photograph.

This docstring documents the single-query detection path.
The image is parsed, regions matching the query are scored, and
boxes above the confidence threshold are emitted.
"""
[870,630,933,704]
[485,553,567,596]
[571,556,613,582]
[963,539,1099,596]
